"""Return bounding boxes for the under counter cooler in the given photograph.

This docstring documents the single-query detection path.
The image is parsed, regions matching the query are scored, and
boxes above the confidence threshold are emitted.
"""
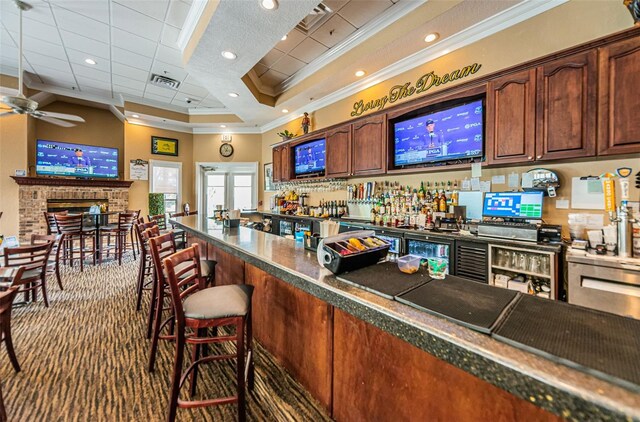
[404,234,454,274]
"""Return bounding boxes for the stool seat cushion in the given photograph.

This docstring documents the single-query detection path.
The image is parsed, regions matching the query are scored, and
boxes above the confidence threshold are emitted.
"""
[183,284,253,320]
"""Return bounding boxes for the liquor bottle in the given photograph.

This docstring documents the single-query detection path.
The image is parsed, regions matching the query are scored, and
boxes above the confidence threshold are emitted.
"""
[432,191,439,212]
[418,182,425,200]
[439,190,447,212]
[451,181,459,206]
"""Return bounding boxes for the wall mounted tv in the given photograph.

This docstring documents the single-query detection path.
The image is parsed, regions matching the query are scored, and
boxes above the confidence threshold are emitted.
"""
[392,96,484,168]
[36,139,119,179]
[294,138,326,177]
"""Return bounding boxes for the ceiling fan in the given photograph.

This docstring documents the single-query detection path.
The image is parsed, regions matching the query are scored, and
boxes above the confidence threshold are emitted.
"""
[0,0,85,127]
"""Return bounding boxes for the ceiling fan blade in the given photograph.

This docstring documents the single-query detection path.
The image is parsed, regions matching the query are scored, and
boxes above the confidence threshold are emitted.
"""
[35,115,76,127]
[0,111,16,117]
[39,111,85,122]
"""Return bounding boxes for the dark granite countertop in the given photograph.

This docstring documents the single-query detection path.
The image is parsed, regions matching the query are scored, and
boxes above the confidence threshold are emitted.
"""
[172,215,640,421]
[260,211,563,253]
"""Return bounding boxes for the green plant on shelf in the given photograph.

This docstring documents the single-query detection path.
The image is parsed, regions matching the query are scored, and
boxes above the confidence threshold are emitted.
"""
[149,193,165,216]
[277,130,297,140]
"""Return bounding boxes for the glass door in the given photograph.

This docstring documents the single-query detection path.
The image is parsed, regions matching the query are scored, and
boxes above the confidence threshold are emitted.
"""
[204,172,227,218]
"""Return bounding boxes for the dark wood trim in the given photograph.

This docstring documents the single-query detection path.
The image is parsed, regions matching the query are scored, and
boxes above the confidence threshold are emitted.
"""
[11,176,134,188]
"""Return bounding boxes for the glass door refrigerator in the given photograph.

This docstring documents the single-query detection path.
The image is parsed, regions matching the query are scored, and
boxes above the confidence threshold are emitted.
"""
[374,229,403,262]
[404,234,455,274]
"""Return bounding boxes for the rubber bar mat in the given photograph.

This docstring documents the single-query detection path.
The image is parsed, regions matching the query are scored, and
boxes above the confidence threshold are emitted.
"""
[493,295,640,392]
[337,262,431,299]
[396,276,519,334]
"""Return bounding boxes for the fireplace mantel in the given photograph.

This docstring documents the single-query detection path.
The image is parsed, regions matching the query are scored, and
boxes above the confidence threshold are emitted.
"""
[11,176,134,188]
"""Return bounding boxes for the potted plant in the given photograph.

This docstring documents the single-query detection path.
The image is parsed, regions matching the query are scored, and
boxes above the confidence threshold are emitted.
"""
[149,193,165,216]
[277,130,297,141]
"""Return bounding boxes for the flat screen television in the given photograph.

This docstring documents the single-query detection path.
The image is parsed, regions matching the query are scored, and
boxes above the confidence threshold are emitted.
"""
[294,138,326,176]
[482,192,544,219]
[392,96,484,167]
[36,139,119,179]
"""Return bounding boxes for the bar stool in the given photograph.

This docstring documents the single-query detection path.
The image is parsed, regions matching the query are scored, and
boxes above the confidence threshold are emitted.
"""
[55,213,96,271]
[31,234,63,291]
[160,243,253,422]
[99,212,136,265]
[43,210,67,235]
[145,230,216,369]
[125,209,141,259]
[3,242,53,306]
[0,280,22,372]
[134,220,159,312]
[148,214,167,230]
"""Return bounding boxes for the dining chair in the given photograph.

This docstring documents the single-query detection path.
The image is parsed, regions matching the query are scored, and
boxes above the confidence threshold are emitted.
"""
[3,242,53,306]
[31,234,63,291]
[1,270,23,372]
[54,214,96,272]
[99,212,136,265]
[161,243,253,422]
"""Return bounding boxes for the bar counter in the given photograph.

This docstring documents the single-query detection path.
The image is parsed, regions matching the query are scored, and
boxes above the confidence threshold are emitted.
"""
[171,215,640,421]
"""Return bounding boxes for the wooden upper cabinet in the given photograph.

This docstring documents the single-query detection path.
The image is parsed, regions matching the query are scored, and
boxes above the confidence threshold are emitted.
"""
[280,144,291,181]
[536,51,597,160]
[485,69,536,164]
[597,36,640,156]
[325,125,352,177]
[272,146,282,182]
[351,114,386,176]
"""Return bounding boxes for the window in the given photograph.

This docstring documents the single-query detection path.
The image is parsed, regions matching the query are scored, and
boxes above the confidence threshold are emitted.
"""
[150,160,182,214]
[200,163,257,215]
[233,174,253,210]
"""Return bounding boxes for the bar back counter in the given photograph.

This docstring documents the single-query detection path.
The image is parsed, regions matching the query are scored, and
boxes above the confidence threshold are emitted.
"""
[172,215,640,421]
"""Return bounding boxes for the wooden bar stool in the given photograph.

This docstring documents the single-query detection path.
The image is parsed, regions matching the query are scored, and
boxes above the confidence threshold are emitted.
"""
[43,210,67,235]
[148,214,167,230]
[0,278,22,372]
[146,231,216,369]
[31,234,63,291]
[55,213,96,271]
[99,212,136,265]
[134,220,159,312]
[161,243,253,422]
[3,242,53,306]
[125,209,141,259]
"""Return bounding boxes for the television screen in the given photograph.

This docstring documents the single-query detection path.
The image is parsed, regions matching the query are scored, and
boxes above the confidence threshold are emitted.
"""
[482,192,544,219]
[393,98,484,167]
[294,138,326,176]
[36,140,119,179]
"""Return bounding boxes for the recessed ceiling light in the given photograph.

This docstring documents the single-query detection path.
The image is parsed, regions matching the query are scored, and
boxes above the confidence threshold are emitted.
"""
[260,0,277,10]
[282,109,289,113]
[220,124,227,128]
[281,34,288,41]
[131,114,139,118]
[84,58,97,65]
[228,92,239,98]
[221,51,237,60]
[424,33,439,43]
[355,70,366,77]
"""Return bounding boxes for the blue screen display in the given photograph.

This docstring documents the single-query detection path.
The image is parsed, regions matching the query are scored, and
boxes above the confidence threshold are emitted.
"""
[393,99,483,166]
[294,138,326,175]
[482,192,544,219]
[36,139,119,179]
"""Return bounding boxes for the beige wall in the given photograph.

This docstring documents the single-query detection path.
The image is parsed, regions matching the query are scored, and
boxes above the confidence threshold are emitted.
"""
[31,101,125,176]
[0,115,29,236]
[124,123,194,218]
[260,0,639,232]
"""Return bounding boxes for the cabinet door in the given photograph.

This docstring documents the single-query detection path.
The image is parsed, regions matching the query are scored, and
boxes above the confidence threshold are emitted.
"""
[352,114,386,176]
[486,69,536,164]
[325,125,352,177]
[536,51,597,160]
[597,37,640,156]
[272,147,282,182]
[280,144,291,181]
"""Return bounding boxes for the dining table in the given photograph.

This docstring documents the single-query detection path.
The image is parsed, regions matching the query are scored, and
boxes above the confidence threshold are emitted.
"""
[83,211,119,261]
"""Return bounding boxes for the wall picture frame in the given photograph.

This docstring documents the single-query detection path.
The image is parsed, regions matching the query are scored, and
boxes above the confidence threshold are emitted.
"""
[151,136,179,156]
[264,162,275,191]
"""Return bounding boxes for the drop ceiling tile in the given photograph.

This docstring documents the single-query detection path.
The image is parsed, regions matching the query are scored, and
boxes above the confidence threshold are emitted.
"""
[71,64,111,83]
[275,28,306,54]
[160,24,181,47]
[112,74,147,90]
[311,14,356,48]
[151,61,188,82]
[76,76,112,91]
[60,31,111,60]
[2,17,62,45]
[0,1,56,27]
[143,92,174,103]
[0,27,15,47]
[166,0,191,29]
[322,0,349,13]
[288,38,328,64]
[36,68,76,84]
[144,84,177,98]
[258,48,285,67]
[66,49,111,73]
[112,62,150,82]
[0,44,18,60]
[79,85,113,97]
[171,96,199,107]
[338,0,392,29]
[113,84,145,97]
[50,0,110,24]
[155,45,183,66]
[112,47,153,72]
[253,63,269,77]
[52,6,110,43]
[259,69,288,86]
[112,28,158,58]
[22,36,66,58]
[199,98,225,108]
[114,0,170,21]
[23,52,72,72]
[112,3,163,42]
[270,55,306,77]
[178,82,208,96]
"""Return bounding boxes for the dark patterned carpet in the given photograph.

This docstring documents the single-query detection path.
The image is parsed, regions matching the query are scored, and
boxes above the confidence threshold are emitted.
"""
[1,256,332,421]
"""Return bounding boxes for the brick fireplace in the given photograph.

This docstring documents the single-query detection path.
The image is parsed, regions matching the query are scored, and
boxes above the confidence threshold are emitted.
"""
[11,177,133,241]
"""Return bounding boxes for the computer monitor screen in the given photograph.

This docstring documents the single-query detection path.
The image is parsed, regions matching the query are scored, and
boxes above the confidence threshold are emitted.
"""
[482,192,543,219]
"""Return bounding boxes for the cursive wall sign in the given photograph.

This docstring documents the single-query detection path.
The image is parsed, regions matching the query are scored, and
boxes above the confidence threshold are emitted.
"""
[350,63,482,117]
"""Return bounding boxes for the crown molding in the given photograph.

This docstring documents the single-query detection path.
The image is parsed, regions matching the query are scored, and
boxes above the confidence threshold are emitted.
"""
[126,119,194,134]
[192,126,262,135]
[177,0,209,52]
[260,0,567,133]
[275,0,425,95]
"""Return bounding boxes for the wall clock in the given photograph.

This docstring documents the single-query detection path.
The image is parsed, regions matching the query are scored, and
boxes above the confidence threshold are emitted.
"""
[220,143,234,157]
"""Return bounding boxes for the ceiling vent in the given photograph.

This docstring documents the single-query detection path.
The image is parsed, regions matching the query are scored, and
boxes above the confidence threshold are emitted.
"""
[149,73,181,90]
[296,3,334,35]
